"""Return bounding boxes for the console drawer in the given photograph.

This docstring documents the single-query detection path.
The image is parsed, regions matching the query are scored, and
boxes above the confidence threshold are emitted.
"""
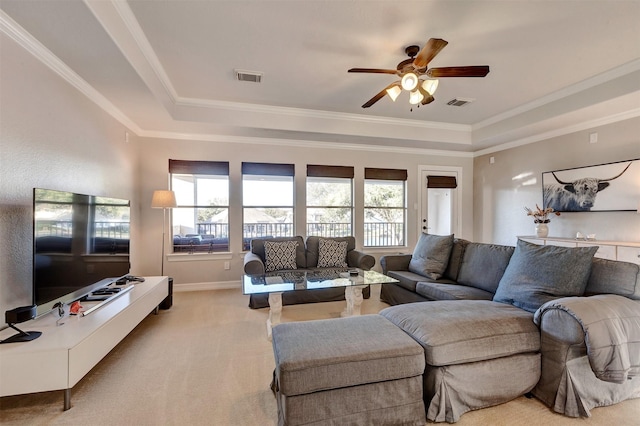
[617,246,640,265]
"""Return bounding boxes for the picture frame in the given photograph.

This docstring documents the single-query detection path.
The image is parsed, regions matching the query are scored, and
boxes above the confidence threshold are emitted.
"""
[542,158,639,212]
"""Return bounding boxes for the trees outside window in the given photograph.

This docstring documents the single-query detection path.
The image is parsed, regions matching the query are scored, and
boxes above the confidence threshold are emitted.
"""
[364,168,407,247]
[306,165,354,237]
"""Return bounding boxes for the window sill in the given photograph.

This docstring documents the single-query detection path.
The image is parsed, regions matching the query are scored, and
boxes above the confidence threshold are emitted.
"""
[167,252,233,262]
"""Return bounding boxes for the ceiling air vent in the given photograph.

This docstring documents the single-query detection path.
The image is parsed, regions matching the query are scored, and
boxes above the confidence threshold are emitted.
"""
[235,69,263,83]
[446,98,475,107]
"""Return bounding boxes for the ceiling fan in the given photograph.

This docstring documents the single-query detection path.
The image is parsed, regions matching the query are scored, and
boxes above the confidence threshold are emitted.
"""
[348,38,490,108]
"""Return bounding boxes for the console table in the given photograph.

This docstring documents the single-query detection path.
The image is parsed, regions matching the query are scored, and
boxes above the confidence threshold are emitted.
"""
[0,276,168,410]
[519,236,640,265]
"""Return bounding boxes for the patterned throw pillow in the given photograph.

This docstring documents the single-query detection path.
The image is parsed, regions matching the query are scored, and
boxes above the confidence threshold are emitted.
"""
[317,238,348,268]
[264,240,299,272]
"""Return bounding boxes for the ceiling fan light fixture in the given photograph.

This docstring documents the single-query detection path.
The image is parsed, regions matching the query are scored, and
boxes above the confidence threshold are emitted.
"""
[422,79,439,95]
[409,89,424,105]
[401,72,419,91]
[386,85,402,102]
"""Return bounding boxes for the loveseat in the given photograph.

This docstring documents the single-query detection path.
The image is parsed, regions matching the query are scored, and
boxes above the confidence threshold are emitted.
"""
[244,236,375,309]
[379,234,640,422]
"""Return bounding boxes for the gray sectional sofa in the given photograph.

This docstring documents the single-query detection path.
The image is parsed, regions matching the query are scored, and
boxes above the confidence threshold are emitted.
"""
[244,235,375,308]
[379,234,640,422]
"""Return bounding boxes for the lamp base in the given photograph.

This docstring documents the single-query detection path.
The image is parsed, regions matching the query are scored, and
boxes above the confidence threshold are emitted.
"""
[0,324,42,344]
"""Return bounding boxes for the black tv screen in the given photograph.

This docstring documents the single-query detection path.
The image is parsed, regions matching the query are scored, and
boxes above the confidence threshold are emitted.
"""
[33,188,131,316]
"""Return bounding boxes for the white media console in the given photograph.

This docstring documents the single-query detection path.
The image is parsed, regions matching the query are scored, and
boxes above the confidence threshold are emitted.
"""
[0,276,168,410]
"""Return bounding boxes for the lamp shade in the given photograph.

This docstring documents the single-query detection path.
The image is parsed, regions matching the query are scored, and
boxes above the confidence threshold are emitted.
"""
[151,190,177,208]
[386,85,402,102]
[409,89,424,105]
[401,73,419,91]
[422,79,439,95]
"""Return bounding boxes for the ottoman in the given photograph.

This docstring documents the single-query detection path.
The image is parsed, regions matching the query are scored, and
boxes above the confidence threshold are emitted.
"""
[271,315,426,426]
[381,300,542,423]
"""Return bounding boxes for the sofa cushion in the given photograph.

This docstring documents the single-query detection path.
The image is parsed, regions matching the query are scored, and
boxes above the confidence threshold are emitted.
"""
[264,240,299,272]
[316,238,348,268]
[442,238,470,281]
[416,282,494,301]
[493,239,598,313]
[305,236,356,268]
[408,233,454,280]
[585,257,640,299]
[380,300,539,366]
[387,270,456,292]
[251,236,306,268]
[457,243,515,294]
[272,315,425,396]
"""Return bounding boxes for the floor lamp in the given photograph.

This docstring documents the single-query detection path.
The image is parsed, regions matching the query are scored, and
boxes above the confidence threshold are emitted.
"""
[151,190,177,276]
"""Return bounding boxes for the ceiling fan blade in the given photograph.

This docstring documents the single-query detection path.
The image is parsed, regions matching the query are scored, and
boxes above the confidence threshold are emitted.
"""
[348,68,399,75]
[413,38,448,69]
[361,82,400,108]
[427,66,490,78]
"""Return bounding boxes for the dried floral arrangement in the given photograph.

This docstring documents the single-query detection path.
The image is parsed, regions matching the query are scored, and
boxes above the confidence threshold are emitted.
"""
[524,204,560,223]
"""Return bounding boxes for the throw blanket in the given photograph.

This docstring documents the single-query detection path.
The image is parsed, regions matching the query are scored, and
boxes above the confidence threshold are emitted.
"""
[534,295,640,384]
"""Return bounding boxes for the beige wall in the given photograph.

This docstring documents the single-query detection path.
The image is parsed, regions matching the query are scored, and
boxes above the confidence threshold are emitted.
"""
[135,138,474,288]
[0,34,137,317]
[474,116,640,246]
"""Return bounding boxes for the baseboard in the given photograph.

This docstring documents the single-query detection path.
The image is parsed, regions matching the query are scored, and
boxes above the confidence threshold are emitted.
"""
[173,280,241,292]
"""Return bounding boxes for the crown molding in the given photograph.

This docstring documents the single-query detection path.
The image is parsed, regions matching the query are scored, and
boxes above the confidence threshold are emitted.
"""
[0,10,142,134]
[138,129,474,158]
[174,96,470,132]
[473,59,640,131]
[473,106,640,157]
[4,3,637,159]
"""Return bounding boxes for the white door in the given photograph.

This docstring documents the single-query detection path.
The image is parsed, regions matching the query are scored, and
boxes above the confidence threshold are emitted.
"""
[418,167,461,236]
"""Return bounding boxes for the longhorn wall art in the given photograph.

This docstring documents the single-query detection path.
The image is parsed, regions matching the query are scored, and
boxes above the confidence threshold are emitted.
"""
[542,159,640,212]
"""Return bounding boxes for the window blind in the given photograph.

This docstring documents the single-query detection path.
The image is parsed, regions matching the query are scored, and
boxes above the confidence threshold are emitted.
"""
[427,175,457,188]
[242,162,295,176]
[169,159,229,175]
[307,165,354,178]
[365,168,407,181]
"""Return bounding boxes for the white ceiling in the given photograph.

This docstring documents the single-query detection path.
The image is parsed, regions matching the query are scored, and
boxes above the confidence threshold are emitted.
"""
[2,0,640,154]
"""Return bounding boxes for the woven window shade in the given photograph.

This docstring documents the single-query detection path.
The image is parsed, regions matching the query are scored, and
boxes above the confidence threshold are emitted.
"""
[169,159,229,175]
[242,162,295,176]
[365,168,407,181]
[427,175,457,188]
[307,165,354,178]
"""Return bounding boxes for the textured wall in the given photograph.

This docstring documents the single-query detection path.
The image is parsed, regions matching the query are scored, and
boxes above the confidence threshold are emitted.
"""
[0,34,136,318]
[474,117,640,246]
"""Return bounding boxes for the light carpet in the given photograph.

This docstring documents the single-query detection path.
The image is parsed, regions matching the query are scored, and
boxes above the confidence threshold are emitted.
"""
[1,286,638,425]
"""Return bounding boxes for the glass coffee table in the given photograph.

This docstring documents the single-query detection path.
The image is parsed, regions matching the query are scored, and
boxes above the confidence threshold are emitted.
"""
[243,268,399,340]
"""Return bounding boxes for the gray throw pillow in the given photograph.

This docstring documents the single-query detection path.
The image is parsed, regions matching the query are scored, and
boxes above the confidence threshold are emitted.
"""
[264,240,299,272]
[493,239,598,313]
[408,233,454,280]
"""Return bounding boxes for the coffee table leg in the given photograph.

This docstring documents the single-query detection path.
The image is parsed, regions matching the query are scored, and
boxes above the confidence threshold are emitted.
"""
[341,286,365,317]
[267,292,283,341]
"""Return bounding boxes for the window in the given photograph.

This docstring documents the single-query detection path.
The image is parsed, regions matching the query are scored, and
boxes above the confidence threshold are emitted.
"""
[170,159,229,253]
[242,162,295,250]
[364,168,407,247]
[306,165,354,237]
[426,175,458,236]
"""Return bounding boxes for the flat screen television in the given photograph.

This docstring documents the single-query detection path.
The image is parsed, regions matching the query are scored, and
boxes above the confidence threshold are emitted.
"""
[33,188,131,316]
